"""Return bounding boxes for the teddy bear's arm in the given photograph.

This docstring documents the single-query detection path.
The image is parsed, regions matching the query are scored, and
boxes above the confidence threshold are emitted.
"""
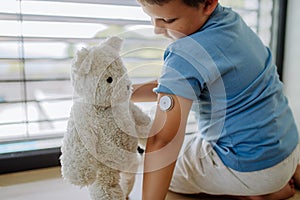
[130,102,151,125]
[76,124,138,171]
[129,102,152,138]
[72,108,138,171]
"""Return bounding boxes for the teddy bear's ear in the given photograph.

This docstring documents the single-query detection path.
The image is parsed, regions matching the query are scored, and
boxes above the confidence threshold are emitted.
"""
[77,55,92,75]
[73,48,92,75]
[104,36,123,52]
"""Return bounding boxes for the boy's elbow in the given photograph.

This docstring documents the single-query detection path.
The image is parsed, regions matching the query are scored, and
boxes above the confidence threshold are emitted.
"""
[146,134,171,152]
[145,128,180,152]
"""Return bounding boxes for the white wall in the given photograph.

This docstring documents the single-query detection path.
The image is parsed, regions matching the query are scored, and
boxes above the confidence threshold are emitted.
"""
[283,0,300,128]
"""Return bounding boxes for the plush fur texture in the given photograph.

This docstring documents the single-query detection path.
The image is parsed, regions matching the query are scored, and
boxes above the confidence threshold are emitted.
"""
[60,37,151,200]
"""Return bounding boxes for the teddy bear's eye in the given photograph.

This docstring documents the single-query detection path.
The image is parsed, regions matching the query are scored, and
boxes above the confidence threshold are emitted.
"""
[106,77,113,83]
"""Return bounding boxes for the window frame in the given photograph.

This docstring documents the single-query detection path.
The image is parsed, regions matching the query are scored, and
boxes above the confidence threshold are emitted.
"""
[272,0,288,80]
[0,0,287,174]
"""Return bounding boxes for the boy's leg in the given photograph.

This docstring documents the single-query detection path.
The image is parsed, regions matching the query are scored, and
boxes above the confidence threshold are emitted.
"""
[236,179,296,200]
[170,135,300,198]
[293,164,300,188]
[242,163,300,200]
[170,135,256,195]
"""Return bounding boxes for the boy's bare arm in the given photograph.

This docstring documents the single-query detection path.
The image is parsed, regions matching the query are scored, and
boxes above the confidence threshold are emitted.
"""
[131,80,158,102]
[142,93,192,200]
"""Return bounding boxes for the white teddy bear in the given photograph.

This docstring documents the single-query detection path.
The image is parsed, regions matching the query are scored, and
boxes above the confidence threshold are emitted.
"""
[60,36,151,200]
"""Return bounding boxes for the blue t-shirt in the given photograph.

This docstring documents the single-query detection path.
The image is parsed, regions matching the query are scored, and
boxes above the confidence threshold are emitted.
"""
[154,4,299,172]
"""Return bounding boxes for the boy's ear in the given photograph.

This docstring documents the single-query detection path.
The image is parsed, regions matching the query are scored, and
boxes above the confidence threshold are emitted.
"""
[204,0,218,15]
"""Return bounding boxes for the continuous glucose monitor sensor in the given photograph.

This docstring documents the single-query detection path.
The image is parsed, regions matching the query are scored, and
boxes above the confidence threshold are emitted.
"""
[159,95,174,112]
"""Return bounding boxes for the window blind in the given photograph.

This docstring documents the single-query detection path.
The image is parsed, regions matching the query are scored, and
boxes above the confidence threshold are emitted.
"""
[0,0,275,153]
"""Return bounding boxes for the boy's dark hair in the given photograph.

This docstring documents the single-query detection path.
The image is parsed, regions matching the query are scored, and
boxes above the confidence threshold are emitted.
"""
[137,0,206,8]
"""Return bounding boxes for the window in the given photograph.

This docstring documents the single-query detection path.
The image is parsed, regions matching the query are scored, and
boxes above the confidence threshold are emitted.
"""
[0,0,282,173]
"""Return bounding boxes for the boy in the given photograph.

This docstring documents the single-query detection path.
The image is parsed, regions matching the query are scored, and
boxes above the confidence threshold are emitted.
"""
[131,0,300,199]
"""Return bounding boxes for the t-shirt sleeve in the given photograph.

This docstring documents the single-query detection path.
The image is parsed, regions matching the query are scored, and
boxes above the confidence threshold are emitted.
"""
[153,50,204,100]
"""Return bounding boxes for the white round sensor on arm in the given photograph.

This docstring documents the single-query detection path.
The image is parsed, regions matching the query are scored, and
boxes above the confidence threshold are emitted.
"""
[159,95,174,112]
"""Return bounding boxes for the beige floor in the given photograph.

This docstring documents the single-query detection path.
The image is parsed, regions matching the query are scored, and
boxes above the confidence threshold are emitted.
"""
[0,167,300,200]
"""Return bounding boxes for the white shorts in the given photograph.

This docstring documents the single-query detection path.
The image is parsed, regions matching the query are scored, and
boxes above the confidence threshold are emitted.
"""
[170,133,300,196]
